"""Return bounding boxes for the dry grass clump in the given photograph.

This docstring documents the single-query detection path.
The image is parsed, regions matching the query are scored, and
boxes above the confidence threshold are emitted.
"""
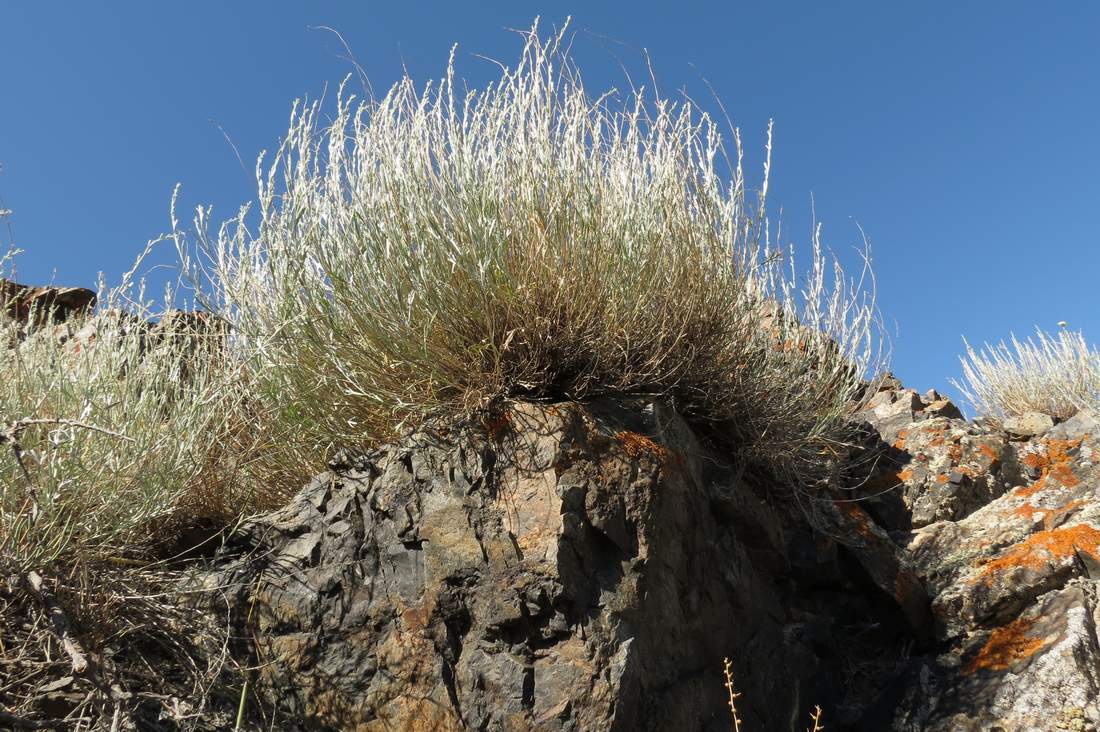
[0,277,264,573]
[953,327,1100,421]
[195,20,882,492]
[2,18,885,727]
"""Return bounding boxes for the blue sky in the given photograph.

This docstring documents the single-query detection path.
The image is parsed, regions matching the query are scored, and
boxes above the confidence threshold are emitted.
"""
[2,2,1097,401]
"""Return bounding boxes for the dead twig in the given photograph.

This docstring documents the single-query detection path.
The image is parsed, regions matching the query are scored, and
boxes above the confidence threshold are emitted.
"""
[722,657,742,732]
[21,570,89,674]
[0,418,133,444]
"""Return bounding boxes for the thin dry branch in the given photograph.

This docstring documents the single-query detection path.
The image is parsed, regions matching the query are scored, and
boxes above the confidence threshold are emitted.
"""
[1,417,134,444]
[21,571,89,674]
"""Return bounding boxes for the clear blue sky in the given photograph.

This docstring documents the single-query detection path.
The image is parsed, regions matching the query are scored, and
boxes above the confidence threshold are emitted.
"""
[2,2,1097,402]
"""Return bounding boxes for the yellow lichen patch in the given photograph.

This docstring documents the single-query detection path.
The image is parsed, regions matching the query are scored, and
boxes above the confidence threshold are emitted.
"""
[613,430,668,463]
[976,523,1100,582]
[962,615,1046,675]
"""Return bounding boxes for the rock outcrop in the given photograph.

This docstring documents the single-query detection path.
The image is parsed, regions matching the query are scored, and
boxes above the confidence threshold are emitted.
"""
[855,378,1100,730]
[7,270,1097,730]
[197,384,1100,730]
[0,278,96,324]
[201,401,919,731]
[887,407,1100,731]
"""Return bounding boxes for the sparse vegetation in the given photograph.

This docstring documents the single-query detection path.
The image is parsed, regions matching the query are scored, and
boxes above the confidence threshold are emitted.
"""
[954,327,1100,421]
[722,657,825,731]
[0,257,266,727]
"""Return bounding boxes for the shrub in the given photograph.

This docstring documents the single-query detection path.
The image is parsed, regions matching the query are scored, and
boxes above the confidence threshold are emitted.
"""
[0,267,266,574]
[192,20,882,493]
[954,327,1100,421]
[0,243,261,732]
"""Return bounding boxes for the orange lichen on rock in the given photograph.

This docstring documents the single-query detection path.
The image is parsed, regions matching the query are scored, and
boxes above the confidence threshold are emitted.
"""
[1021,452,1047,471]
[1013,499,1084,530]
[893,570,923,609]
[962,615,1046,675]
[897,467,914,482]
[977,523,1100,581]
[893,430,909,450]
[978,443,999,461]
[838,502,877,539]
[1014,437,1083,498]
[1049,462,1080,488]
[613,430,668,463]
[1013,479,1047,500]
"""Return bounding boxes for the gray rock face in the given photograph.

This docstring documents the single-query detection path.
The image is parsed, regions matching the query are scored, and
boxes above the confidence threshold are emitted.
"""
[1049,408,1100,441]
[855,384,1006,530]
[202,401,919,731]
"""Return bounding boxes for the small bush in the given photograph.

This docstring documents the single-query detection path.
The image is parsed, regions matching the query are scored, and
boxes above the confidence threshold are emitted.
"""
[0,248,264,732]
[0,272,268,574]
[194,20,882,492]
[953,327,1100,421]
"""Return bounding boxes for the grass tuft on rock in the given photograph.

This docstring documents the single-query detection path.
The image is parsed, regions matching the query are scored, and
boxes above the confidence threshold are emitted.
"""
[193,19,883,494]
[954,327,1100,421]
